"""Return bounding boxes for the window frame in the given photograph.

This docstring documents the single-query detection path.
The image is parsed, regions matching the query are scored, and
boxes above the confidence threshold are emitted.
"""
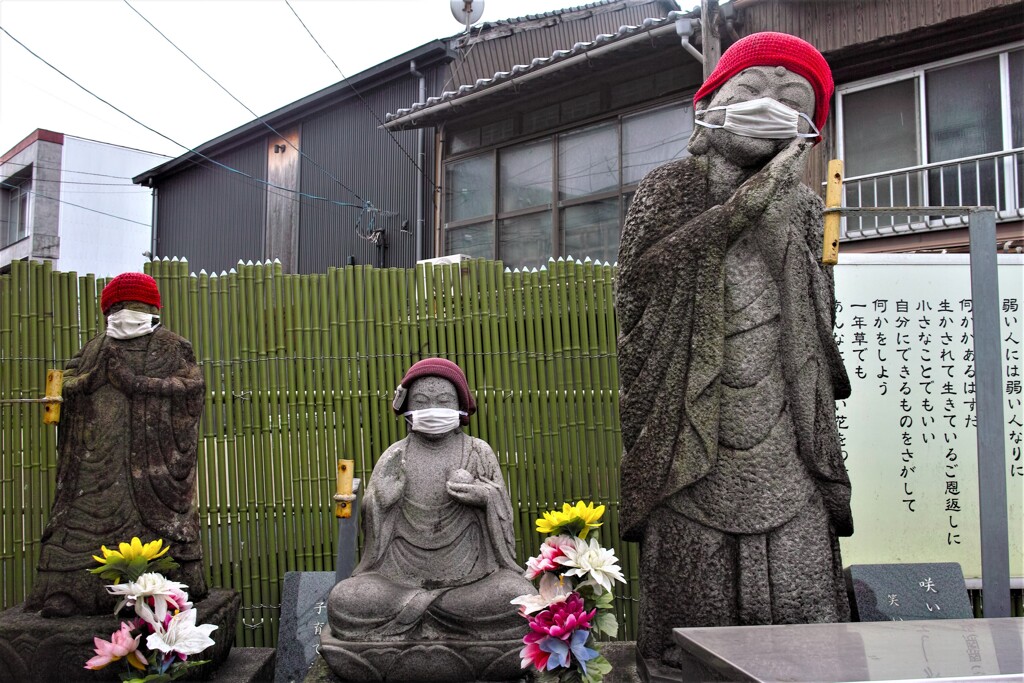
[1,167,32,250]
[442,98,691,266]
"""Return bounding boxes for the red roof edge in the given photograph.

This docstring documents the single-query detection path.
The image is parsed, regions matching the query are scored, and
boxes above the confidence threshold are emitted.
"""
[1,129,64,166]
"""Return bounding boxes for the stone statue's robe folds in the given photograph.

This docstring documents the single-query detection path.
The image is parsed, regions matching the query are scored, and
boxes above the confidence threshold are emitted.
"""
[327,434,531,642]
[616,155,853,661]
[25,327,207,615]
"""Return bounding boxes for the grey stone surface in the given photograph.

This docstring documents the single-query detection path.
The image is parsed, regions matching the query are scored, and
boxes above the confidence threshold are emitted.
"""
[208,647,277,682]
[0,589,240,682]
[24,299,208,617]
[616,62,853,667]
[276,572,336,683]
[672,618,1023,681]
[321,372,536,682]
[846,563,973,622]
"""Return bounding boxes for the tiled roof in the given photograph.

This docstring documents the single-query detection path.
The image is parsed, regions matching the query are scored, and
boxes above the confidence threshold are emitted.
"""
[385,9,695,127]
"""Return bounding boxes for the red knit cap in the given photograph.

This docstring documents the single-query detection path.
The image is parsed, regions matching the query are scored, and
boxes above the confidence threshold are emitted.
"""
[100,272,162,314]
[693,32,833,142]
[393,358,476,425]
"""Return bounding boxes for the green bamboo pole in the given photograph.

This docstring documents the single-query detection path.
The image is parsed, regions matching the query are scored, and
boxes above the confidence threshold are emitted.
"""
[299,274,322,572]
[39,262,57,543]
[197,271,228,591]
[310,273,332,572]
[538,264,565,514]
[368,268,390,454]
[0,269,17,605]
[564,258,591,502]
[250,260,278,643]
[451,263,469,428]
[500,268,529,560]
[522,268,551,541]
[464,261,486,444]
[578,260,603,505]
[384,268,403,447]
[18,262,40,595]
[280,272,303,573]
[354,267,379,473]
[187,271,216,595]
[550,258,576,502]
[341,266,364,484]
[271,265,298,575]
[224,266,255,647]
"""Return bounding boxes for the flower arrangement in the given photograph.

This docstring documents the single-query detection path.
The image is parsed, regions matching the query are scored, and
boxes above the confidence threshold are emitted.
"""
[85,537,217,682]
[512,501,626,683]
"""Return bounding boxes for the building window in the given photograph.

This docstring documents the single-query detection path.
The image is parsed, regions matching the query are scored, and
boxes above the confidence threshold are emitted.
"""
[443,102,693,269]
[1,168,31,249]
[837,44,1023,237]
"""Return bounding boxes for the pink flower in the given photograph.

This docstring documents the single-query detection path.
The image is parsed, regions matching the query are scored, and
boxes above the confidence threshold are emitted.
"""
[525,535,573,580]
[84,622,148,671]
[527,592,595,640]
[519,630,550,670]
[166,587,192,613]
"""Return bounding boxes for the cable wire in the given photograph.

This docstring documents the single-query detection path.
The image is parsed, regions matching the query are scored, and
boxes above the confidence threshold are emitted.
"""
[122,0,366,205]
[0,181,150,226]
[283,0,437,191]
[0,23,366,214]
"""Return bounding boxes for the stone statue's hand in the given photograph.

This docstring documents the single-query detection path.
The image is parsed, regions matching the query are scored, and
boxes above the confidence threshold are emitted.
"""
[105,352,138,396]
[818,481,854,537]
[729,139,811,219]
[375,455,406,508]
[446,481,489,507]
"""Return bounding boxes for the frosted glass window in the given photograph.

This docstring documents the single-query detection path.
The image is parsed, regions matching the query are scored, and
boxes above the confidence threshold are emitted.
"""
[446,221,494,259]
[926,56,1001,162]
[1011,50,1023,149]
[561,199,619,265]
[445,155,493,223]
[499,213,551,271]
[559,123,618,200]
[842,79,920,176]
[499,139,552,213]
[623,105,692,185]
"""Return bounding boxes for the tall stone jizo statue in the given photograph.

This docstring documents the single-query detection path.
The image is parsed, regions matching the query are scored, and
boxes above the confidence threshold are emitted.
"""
[24,272,207,617]
[321,358,535,682]
[616,33,853,666]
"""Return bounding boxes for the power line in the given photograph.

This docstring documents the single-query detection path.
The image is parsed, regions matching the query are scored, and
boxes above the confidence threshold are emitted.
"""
[0,23,367,215]
[283,0,437,191]
[121,0,366,206]
[0,181,151,226]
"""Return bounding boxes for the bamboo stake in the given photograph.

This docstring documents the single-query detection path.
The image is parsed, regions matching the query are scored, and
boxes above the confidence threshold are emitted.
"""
[295,274,317,574]
[0,270,18,604]
[823,159,844,265]
[198,271,228,591]
[310,274,332,573]
[335,459,354,518]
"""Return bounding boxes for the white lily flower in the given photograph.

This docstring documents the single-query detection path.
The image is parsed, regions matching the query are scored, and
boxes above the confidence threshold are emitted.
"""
[510,572,572,615]
[105,572,188,627]
[555,536,625,594]
[146,608,218,656]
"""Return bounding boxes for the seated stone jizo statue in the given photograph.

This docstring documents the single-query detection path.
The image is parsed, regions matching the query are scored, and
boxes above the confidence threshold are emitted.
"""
[616,33,854,667]
[24,272,207,617]
[321,358,535,682]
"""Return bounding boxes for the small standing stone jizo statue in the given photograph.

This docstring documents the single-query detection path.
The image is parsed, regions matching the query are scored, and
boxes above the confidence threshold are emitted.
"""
[24,272,207,617]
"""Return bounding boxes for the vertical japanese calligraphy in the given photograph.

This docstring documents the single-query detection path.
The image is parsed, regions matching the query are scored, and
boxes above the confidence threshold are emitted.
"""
[833,255,1023,578]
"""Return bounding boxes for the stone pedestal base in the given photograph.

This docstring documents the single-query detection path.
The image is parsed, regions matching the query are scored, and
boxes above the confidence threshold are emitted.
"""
[0,588,240,682]
[318,626,522,682]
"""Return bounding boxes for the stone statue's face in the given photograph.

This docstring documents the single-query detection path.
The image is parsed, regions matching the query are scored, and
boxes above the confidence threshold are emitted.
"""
[406,376,459,412]
[689,65,815,167]
[106,301,159,316]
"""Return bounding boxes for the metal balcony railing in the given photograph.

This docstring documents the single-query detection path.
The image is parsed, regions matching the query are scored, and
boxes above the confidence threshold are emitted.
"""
[836,147,1024,240]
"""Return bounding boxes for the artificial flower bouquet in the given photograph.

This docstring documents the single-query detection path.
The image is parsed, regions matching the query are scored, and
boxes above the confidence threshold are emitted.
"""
[512,501,626,683]
[85,537,217,682]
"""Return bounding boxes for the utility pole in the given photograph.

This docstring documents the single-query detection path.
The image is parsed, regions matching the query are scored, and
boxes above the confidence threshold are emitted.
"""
[701,0,722,79]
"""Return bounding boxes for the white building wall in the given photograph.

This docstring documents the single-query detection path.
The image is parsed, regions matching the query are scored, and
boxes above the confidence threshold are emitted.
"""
[57,137,168,277]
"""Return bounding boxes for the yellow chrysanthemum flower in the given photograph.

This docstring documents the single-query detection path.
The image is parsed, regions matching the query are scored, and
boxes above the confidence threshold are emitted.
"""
[535,501,605,539]
[92,537,169,565]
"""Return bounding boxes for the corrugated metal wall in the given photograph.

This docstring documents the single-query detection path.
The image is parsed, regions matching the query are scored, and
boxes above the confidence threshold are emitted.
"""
[155,143,267,273]
[297,65,443,272]
[740,0,1019,53]
[445,0,675,91]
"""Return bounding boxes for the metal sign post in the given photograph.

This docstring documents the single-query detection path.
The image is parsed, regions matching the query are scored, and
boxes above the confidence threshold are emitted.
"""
[825,205,1011,618]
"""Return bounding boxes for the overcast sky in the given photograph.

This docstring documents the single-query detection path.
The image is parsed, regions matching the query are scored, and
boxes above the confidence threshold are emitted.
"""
[0,0,608,159]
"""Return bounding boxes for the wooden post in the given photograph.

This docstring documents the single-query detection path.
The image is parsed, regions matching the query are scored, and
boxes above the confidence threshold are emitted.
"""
[42,370,62,425]
[701,0,722,79]
[335,459,354,518]
[823,159,844,265]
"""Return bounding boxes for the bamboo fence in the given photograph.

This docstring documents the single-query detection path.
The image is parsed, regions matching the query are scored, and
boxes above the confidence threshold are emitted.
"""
[0,257,637,647]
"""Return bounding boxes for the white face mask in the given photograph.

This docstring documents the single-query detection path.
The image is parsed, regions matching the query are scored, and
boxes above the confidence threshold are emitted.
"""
[695,97,819,139]
[404,408,466,435]
[106,309,160,340]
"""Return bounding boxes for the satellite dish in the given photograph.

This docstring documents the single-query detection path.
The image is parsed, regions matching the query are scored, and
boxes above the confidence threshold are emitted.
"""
[450,0,484,28]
